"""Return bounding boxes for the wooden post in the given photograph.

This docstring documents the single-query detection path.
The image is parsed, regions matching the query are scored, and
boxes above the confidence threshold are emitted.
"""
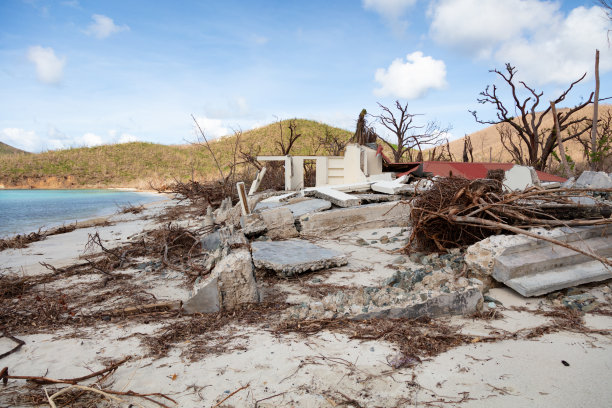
[248,166,267,196]
[591,49,600,171]
[236,182,250,216]
[550,101,573,178]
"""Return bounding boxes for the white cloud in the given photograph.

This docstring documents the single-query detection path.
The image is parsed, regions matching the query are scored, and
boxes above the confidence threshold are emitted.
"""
[363,0,417,19]
[428,0,612,84]
[77,132,104,147]
[374,51,447,99]
[85,14,129,39]
[0,128,39,152]
[27,46,66,84]
[118,133,139,143]
[193,116,229,139]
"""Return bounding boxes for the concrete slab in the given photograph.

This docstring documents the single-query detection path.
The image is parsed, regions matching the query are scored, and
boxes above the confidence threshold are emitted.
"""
[299,201,411,237]
[284,198,332,217]
[309,187,361,207]
[505,260,612,297]
[371,180,412,195]
[251,239,348,277]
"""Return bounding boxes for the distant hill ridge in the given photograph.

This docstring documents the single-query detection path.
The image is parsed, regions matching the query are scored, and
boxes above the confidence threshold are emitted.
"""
[0,141,29,155]
[0,119,352,189]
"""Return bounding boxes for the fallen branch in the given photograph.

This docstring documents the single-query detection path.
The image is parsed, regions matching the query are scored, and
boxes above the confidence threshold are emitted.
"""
[5,356,131,385]
[0,334,25,360]
[213,383,249,407]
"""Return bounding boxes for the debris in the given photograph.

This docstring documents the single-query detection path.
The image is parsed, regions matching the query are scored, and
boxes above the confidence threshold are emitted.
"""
[575,171,612,189]
[251,239,348,277]
[284,198,332,217]
[241,207,299,239]
[237,181,251,216]
[503,165,540,191]
[309,187,361,208]
[184,248,259,313]
[248,167,267,196]
[299,201,410,237]
[490,225,612,296]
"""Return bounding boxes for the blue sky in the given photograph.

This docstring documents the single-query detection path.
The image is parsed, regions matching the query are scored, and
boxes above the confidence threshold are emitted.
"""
[1,0,610,152]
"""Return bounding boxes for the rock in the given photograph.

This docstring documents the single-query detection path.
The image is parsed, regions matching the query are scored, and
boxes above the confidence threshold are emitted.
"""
[503,165,540,191]
[184,248,259,314]
[380,235,389,244]
[251,239,348,277]
[575,171,612,189]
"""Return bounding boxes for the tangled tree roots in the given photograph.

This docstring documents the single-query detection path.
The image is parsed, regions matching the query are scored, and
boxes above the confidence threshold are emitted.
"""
[409,177,503,251]
[409,176,612,253]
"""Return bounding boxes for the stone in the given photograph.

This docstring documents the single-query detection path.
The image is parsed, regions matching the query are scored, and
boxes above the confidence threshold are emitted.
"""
[299,201,411,238]
[251,239,348,277]
[284,198,332,218]
[575,171,612,189]
[503,165,540,191]
[184,248,259,313]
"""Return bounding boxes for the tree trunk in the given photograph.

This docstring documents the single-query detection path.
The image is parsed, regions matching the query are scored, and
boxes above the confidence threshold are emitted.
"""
[550,101,573,178]
[591,49,600,171]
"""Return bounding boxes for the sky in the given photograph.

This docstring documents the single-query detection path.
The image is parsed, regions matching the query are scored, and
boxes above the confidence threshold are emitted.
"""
[1,0,611,152]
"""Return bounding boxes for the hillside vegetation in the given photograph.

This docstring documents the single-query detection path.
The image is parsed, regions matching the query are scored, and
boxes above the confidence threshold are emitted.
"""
[0,142,29,155]
[0,119,352,189]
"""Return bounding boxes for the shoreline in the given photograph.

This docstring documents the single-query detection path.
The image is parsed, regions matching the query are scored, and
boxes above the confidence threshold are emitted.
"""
[0,190,172,239]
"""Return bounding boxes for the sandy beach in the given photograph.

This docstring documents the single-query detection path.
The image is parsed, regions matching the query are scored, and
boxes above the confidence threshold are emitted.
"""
[1,197,611,407]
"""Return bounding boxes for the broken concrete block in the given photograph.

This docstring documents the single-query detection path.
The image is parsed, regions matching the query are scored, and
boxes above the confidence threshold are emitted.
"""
[284,198,331,217]
[309,187,360,207]
[467,225,612,297]
[183,276,220,314]
[260,207,299,239]
[251,239,348,277]
[575,171,612,189]
[241,207,298,239]
[184,248,259,313]
[503,165,540,191]
[299,201,411,237]
[371,180,412,195]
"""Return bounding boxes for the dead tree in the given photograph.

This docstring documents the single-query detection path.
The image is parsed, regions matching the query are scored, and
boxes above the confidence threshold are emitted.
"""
[276,119,302,155]
[374,100,448,162]
[319,125,350,156]
[353,109,378,145]
[575,110,612,171]
[470,63,593,170]
[462,135,473,162]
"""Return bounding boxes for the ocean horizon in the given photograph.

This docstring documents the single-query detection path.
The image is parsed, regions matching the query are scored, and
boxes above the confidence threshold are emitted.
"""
[0,189,162,238]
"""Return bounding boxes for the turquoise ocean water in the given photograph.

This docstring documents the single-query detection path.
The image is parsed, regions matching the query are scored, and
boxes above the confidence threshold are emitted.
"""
[0,190,160,238]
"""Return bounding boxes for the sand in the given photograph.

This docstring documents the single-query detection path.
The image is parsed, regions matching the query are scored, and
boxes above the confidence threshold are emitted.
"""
[1,198,611,407]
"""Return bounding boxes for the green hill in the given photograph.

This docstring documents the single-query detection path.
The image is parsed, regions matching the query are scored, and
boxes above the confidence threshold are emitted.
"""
[0,141,28,155]
[0,119,353,189]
